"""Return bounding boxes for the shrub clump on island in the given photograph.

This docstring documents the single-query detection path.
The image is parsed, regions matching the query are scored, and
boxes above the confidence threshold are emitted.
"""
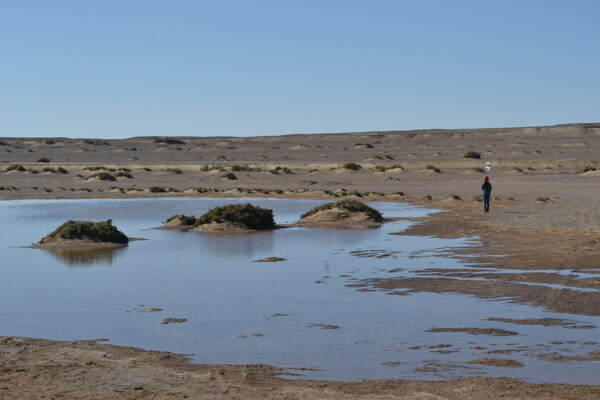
[300,199,384,222]
[194,203,275,230]
[40,220,129,245]
[165,214,197,226]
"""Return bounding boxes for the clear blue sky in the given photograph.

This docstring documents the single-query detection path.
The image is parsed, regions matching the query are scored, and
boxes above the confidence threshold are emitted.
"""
[1,0,599,138]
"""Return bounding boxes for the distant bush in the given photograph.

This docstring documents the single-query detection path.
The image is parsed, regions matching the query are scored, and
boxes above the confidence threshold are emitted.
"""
[42,167,58,173]
[149,186,167,193]
[463,151,481,159]
[44,219,128,244]
[582,165,597,173]
[163,168,183,175]
[84,166,115,172]
[57,167,68,174]
[36,157,50,163]
[83,140,109,146]
[153,137,186,145]
[194,203,275,230]
[114,171,133,178]
[425,165,441,173]
[513,167,523,173]
[4,164,26,172]
[28,168,39,174]
[222,172,237,180]
[165,215,196,225]
[300,199,383,221]
[308,168,318,173]
[375,163,404,172]
[341,162,363,171]
[268,166,293,175]
[231,165,261,172]
[472,167,484,173]
[88,172,116,181]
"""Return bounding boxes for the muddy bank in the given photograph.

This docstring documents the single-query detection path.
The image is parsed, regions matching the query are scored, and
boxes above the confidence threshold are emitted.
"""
[1,336,599,400]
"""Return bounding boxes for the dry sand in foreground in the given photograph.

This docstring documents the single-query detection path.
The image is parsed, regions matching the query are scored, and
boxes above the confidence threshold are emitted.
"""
[1,123,600,399]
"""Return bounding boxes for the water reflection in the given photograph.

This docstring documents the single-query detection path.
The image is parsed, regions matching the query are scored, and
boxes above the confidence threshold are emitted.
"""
[194,229,276,259]
[44,247,124,267]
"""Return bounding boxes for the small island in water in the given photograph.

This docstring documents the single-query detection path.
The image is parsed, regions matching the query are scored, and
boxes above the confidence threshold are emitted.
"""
[295,199,385,229]
[161,203,276,233]
[35,219,129,249]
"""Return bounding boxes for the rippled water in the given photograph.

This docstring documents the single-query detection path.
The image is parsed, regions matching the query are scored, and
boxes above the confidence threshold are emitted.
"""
[0,198,598,384]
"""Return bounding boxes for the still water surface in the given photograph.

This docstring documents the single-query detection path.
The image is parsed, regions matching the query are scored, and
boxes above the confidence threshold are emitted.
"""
[0,198,598,383]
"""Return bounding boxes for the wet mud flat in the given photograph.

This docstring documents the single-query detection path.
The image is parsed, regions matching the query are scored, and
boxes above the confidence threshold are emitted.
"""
[338,203,600,384]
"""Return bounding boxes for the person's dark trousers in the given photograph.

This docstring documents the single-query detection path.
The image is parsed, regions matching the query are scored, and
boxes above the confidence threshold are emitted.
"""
[483,193,490,212]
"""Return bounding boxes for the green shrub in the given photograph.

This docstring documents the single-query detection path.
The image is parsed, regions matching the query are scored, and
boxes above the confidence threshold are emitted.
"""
[222,172,237,180]
[300,199,383,221]
[44,220,128,244]
[463,151,481,159]
[4,164,25,172]
[194,203,275,230]
[165,215,196,225]
[231,165,261,172]
[88,172,116,181]
[114,171,133,178]
[84,166,115,172]
[341,162,363,171]
[375,164,404,172]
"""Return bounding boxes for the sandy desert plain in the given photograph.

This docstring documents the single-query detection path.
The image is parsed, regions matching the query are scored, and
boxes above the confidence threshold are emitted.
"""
[1,123,600,399]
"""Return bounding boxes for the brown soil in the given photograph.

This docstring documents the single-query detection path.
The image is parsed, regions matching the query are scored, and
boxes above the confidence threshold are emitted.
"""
[425,327,519,336]
[467,358,524,368]
[253,257,287,262]
[3,337,599,400]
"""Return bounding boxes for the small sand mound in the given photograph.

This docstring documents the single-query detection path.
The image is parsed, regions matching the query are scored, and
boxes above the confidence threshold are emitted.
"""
[35,220,129,249]
[191,221,251,233]
[441,195,462,203]
[297,200,384,229]
[164,215,196,228]
[191,203,276,233]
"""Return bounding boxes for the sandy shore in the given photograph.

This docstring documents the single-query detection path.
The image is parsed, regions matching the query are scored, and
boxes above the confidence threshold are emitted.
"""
[2,123,600,398]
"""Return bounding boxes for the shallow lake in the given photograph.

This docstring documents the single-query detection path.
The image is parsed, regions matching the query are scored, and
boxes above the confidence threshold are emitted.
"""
[0,198,598,383]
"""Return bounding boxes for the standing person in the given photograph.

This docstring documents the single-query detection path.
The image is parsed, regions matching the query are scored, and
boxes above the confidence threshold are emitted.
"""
[482,176,492,213]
